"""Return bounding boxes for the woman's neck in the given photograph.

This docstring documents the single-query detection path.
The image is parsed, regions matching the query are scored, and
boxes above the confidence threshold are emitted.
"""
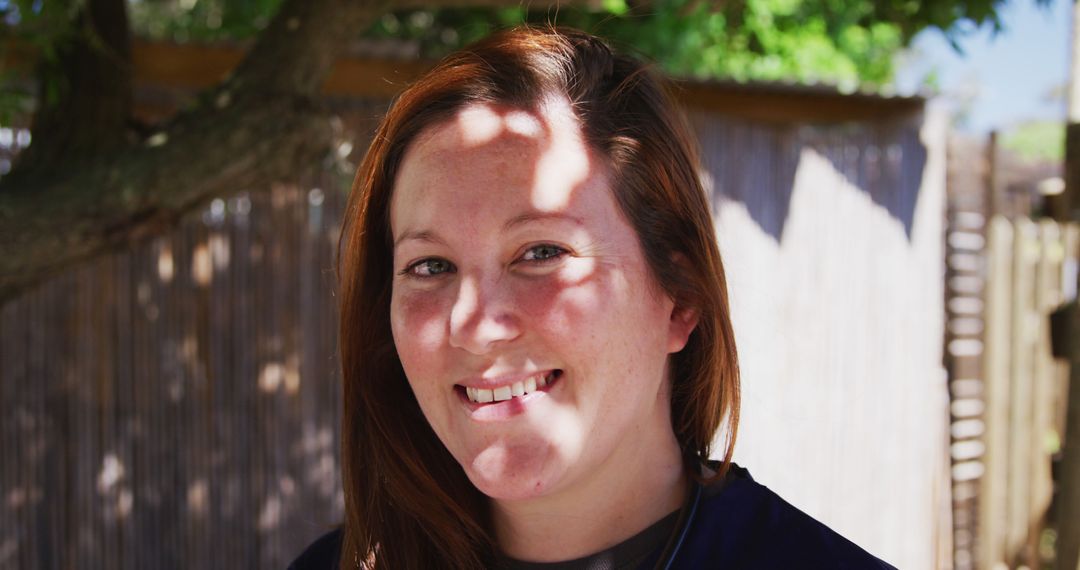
[490,426,688,563]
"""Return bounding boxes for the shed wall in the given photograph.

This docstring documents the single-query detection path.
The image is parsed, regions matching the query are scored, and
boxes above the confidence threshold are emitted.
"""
[691,110,948,570]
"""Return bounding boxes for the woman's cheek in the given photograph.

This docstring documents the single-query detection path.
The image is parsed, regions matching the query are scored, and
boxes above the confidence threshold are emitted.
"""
[516,272,608,340]
[391,287,452,356]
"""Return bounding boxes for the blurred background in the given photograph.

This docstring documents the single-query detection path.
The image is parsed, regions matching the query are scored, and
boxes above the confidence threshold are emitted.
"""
[0,0,1075,568]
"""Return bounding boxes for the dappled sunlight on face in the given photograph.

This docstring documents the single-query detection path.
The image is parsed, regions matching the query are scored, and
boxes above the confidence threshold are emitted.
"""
[388,98,681,506]
[430,99,590,214]
[528,97,591,212]
[453,105,545,145]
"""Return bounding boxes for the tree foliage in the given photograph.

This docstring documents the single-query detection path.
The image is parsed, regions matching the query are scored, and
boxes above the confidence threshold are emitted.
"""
[366,0,1050,86]
[122,0,1046,85]
[127,0,281,41]
[2,0,1046,108]
[0,0,1049,302]
[1002,120,1065,162]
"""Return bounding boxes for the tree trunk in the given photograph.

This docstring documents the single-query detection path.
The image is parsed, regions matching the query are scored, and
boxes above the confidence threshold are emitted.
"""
[12,0,133,175]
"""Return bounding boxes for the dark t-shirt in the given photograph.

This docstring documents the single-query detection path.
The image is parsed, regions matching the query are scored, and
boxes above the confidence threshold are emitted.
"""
[501,508,680,570]
[288,464,895,569]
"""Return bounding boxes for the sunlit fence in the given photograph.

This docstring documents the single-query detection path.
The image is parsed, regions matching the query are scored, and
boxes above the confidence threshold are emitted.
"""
[942,134,1076,570]
[978,217,1074,569]
[1,65,946,568]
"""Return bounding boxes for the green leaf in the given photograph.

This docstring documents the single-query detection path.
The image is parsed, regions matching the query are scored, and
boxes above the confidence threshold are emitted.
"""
[601,0,629,16]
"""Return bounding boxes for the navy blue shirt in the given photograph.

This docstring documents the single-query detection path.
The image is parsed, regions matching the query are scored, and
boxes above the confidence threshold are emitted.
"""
[656,464,895,569]
[289,464,895,569]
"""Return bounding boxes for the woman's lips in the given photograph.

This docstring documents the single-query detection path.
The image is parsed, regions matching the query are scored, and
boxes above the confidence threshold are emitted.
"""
[460,370,560,403]
[455,370,563,418]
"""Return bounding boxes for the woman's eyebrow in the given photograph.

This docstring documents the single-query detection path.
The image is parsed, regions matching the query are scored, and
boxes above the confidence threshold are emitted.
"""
[394,229,446,248]
[394,213,583,247]
[502,212,584,231]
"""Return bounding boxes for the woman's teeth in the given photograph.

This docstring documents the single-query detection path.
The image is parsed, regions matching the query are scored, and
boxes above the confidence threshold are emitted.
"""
[466,372,554,403]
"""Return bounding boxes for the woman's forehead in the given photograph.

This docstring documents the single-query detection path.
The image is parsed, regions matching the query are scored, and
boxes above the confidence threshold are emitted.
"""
[390,99,604,234]
[410,96,579,153]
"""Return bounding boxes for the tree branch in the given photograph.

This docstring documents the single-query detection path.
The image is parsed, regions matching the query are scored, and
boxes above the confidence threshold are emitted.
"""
[227,0,396,100]
[0,0,391,303]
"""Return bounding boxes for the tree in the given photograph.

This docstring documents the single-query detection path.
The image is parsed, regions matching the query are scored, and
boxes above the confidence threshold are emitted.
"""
[0,0,1038,303]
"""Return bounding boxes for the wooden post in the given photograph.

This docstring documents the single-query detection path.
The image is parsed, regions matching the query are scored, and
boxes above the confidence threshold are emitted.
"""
[988,132,1002,218]
[1057,0,1080,568]
[1033,221,1065,566]
[1063,301,1080,570]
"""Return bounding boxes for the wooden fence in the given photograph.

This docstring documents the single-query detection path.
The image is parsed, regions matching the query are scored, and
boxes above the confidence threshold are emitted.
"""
[943,134,1077,570]
[1,93,945,567]
[977,217,1075,569]
[0,172,350,568]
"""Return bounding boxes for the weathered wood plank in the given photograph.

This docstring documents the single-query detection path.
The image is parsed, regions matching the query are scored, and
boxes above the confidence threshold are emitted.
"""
[981,216,1014,568]
[1007,219,1037,562]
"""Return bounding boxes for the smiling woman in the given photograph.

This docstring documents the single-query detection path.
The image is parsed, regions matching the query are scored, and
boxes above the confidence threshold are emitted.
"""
[290,26,894,570]
[389,95,696,535]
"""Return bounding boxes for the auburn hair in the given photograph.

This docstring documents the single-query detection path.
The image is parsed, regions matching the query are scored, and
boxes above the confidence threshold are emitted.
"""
[337,26,740,570]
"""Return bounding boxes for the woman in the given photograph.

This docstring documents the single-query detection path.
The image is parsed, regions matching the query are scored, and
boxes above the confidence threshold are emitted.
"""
[292,26,893,569]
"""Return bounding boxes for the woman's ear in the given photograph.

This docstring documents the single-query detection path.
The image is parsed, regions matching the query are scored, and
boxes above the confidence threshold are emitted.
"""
[667,304,699,354]
[666,252,699,353]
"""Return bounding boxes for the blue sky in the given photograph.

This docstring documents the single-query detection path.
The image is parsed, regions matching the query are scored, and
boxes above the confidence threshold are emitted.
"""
[894,0,1070,133]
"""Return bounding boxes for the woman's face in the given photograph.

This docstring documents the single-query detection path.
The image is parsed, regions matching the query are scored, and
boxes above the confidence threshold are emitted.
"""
[388,98,697,502]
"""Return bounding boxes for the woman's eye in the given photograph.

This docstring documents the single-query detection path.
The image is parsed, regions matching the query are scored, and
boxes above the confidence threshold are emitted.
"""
[404,258,455,278]
[520,244,568,263]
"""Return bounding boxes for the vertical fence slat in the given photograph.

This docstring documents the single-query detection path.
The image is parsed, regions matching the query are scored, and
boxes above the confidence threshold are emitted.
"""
[981,216,1014,568]
[1007,219,1037,563]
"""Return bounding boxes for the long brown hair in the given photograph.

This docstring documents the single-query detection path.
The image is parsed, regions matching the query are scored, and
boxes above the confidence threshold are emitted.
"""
[337,26,740,569]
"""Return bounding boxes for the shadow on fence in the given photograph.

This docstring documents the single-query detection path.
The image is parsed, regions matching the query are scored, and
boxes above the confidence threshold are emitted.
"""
[1,178,349,569]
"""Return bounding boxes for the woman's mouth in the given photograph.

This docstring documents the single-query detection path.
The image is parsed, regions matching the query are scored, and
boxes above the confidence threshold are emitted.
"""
[457,370,562,404]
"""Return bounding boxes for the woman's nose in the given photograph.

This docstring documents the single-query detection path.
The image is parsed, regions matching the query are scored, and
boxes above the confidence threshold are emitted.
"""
[448,275,522,354]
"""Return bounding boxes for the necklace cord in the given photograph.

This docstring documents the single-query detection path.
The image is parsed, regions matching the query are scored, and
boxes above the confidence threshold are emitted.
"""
[652,478,702,570]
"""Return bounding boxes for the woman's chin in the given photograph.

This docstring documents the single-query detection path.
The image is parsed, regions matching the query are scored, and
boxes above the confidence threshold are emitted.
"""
[464,443,562,502]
